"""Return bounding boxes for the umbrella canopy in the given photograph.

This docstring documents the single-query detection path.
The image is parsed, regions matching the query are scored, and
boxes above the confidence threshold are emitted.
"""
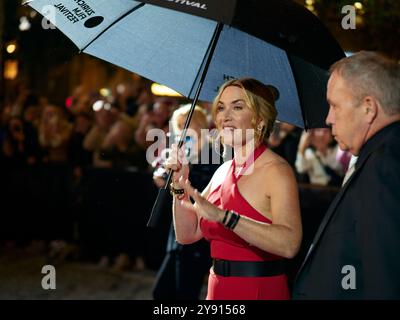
[27,0,345,129]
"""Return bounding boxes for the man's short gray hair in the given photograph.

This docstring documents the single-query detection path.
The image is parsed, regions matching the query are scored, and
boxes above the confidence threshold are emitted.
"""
[330,51,400,115]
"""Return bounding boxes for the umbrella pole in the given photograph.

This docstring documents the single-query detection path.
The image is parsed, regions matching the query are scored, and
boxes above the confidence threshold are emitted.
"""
[147,22,224,228]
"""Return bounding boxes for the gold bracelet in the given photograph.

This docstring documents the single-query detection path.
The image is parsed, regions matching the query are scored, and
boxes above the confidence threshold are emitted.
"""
[169,183,185,200]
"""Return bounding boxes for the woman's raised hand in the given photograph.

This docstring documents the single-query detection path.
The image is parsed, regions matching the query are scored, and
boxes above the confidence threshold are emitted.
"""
[178,177,224,222]
[164,143,189,186]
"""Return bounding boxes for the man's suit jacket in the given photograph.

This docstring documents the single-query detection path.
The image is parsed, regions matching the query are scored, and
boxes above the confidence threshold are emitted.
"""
[293,121,400,299]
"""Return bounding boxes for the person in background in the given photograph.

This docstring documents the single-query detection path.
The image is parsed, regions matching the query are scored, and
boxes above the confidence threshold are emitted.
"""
[135,98,177,150]
[38,105,72,164]
[100,115,148,170]
[68,112,93,180]
[295,128,344,187]
[83,99,119,168]
[1,116,37,167]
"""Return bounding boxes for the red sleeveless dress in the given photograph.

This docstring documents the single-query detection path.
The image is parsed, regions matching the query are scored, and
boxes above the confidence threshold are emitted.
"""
[200,144,290,300]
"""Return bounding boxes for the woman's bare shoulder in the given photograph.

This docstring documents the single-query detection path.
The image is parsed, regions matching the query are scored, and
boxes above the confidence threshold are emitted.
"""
[258,150,294,179]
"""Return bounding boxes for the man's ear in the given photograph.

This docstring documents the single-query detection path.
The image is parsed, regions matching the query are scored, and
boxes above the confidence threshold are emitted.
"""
[364,96,378,124]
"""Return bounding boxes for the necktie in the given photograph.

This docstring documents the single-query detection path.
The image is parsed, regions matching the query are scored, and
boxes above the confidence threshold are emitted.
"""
[342,155,358,186]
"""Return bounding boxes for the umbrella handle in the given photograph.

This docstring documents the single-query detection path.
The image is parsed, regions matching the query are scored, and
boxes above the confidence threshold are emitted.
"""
[147,22,223,228]
[146,187,171,228]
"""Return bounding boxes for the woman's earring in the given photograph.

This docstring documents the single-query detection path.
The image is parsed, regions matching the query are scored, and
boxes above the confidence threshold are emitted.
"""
[209,128,224,158]
[256,125,264,143]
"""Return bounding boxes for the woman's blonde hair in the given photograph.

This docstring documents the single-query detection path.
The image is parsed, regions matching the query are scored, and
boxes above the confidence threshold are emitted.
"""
[171,104,208,133]
[211,78,279,145]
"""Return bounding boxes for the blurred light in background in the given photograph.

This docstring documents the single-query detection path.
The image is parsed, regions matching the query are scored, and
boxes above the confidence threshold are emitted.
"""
[116,84,126,94]
[6,42,17,54]
[99,88,111,97]
[151,83,182,97]
[4,60,19,80]
[19,16,31,31]
[356,15,365,26]
[305,0,316,14]
[354,1,365,19]
[354,2,363,10]
[65,96,74,109]
[30,10,38,18]
[92,100,112,112]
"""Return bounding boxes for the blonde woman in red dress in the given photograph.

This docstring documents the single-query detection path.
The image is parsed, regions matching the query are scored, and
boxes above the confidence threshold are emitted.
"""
[166,78,302,300]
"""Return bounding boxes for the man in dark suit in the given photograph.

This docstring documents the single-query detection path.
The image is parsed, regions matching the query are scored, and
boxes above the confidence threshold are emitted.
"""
[293,51,400,299]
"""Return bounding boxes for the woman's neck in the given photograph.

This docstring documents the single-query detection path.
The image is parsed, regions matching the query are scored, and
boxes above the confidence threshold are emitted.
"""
[233,140,260,167]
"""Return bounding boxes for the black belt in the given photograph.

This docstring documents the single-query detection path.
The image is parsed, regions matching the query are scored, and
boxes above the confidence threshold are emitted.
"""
[212,259,285,277]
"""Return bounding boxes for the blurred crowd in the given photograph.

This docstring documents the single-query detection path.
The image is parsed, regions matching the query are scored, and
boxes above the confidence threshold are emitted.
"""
[1,80,176,174]
[0,77,352,275]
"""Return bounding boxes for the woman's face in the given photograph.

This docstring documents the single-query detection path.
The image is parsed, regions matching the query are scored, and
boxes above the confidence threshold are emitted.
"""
[215,86,257,147]
[310,128,333,150]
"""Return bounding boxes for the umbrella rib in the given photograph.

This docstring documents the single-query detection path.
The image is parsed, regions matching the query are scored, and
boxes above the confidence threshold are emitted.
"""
[183,23,223,143]
[188,24,223,99]
[79,2,146,53]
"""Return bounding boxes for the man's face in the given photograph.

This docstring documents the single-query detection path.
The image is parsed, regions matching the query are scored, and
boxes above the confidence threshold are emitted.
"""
[326,72,366,155]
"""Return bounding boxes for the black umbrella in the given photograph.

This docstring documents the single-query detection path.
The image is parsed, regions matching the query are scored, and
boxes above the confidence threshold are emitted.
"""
[138,0,345,227]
